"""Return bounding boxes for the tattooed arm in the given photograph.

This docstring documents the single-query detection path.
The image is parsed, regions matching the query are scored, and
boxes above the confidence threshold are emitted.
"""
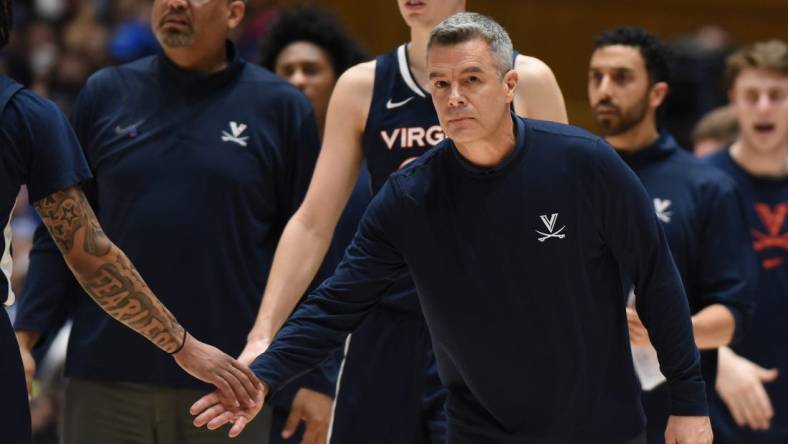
[33,185,262,408]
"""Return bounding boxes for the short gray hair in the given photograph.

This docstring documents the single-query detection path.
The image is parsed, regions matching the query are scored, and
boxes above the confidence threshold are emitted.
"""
[427,12,513,78]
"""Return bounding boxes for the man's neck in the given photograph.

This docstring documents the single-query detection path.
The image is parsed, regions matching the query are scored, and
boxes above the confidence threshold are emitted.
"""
[163,41,229,74]
[454,115,516,168]
[605,120,660,153]
[407,26,431,90]
[730,139,788,178]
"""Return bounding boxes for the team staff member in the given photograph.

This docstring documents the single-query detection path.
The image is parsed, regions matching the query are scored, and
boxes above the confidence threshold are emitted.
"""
[587,26,754,443]
[707,39,788,444]
[244,1,567,442]
[14,0,329,443]
[193,13,712,444]
[0,1,261,442]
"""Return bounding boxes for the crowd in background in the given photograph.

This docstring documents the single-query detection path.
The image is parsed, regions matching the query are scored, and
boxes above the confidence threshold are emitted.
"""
[0,1,764,443]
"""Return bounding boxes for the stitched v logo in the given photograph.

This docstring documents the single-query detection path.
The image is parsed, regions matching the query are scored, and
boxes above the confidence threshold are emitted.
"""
[536,213,566,242]
[752,203,788,270]
[221,121,249,147]
[654,198,672,223]
[753,203,788,251]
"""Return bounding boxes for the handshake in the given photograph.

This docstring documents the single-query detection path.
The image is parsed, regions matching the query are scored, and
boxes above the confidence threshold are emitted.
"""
[17,332,272,438]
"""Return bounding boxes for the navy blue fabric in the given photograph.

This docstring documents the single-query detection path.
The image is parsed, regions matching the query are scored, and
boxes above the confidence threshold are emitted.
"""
[13,44,333,409]
[0,308,31,444]
[329,308,446,444]
[360,46,444,315]
[253,117,708,442]
[706,149,788,443]
[618,133,755,443]
[328,46,446,442]
[0,74,92,444]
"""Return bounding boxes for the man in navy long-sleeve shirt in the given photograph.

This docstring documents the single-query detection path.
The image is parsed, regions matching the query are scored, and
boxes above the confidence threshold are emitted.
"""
[587,27,755,443]
[192,13,713,443]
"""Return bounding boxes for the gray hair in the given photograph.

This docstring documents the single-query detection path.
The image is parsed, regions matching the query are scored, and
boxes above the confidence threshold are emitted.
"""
[427,12,513,78]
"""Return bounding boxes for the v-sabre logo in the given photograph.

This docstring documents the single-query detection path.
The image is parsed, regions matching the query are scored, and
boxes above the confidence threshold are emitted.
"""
[380,126,444,149]
[222,121,249,147]
[536,213,566,242]
[654,198,672,223]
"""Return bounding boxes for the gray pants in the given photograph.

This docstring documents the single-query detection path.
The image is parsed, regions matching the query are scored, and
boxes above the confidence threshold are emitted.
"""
[626,431,647,444]
[64,378,272,444]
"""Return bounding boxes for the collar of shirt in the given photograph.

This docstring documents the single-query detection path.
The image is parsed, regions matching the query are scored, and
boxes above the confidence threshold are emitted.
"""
[617,131,679,169]
[156,40,245,93]
[449,113,528,178]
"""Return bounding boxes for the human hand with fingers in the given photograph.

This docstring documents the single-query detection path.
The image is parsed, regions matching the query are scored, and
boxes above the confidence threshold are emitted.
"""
[664,415,713,444]
[716,346,778,431]
[174,333,263,410]
[281,388,333,444]
[191,382,268,438]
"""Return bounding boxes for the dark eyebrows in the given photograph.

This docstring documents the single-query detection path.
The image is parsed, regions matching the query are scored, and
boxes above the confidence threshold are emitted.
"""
[429,65,485,80]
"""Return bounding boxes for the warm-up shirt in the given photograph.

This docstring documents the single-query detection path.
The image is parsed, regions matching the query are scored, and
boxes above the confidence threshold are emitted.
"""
[618,133,755,391]
[706,149,788,443]
[253,116,707,443]
[0,75,91,306]
[14,43,333,398]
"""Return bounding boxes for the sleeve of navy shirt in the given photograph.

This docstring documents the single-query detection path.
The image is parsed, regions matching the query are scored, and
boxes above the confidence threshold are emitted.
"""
[12,90,92,340]
[592,139,708,416]
[252,180,408,395]
[696,175,757,344]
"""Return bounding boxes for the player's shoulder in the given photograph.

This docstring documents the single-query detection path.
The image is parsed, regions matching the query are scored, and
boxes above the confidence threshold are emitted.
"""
[83,55,157,95]
[665,146,738,190]
[514,54,558,83]
[527,118,601,146]
[3,87,63,129]
[336,60,377,92]
[387,141,450,196]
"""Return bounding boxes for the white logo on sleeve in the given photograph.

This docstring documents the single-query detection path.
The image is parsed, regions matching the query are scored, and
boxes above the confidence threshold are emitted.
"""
[535,213,566,242]
[221,121,249,147]
[654,198,672,223]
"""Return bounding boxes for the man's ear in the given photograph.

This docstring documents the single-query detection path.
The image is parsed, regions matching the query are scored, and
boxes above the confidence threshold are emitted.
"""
[504,69,518,103]
[649,81,669,108]
[227,1,246,29]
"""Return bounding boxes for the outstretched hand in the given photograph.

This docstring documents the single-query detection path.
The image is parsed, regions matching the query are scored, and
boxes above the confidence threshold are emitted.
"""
[174,333,262,410]
[191,385,267,438]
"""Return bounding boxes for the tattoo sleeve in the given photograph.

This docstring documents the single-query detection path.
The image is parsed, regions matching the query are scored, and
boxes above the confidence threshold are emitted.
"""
[35,186,186,353]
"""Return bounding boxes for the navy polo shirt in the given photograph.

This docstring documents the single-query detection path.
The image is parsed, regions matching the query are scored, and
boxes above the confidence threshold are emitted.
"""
[14,44,330,398]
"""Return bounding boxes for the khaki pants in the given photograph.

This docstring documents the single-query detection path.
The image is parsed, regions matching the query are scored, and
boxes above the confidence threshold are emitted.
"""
[64,378,271,444]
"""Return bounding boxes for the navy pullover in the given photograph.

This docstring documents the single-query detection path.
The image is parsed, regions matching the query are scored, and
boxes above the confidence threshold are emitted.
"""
[14,44,334,400]
[618,133,755,389]
[253,117,708,443]
[706,149,788,443]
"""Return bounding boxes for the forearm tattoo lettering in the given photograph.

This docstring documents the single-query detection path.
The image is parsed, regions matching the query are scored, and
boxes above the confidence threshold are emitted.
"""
[35,186,185,353]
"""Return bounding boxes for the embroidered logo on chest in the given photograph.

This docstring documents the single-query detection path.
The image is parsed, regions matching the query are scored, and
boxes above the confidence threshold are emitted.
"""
[654,198,673,223]
[536,213,566,242]
[221,121,249,147]
[753,203,788,270]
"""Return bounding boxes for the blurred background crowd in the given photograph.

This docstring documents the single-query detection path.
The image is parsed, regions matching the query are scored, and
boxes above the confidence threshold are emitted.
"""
[1,0,786,442]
